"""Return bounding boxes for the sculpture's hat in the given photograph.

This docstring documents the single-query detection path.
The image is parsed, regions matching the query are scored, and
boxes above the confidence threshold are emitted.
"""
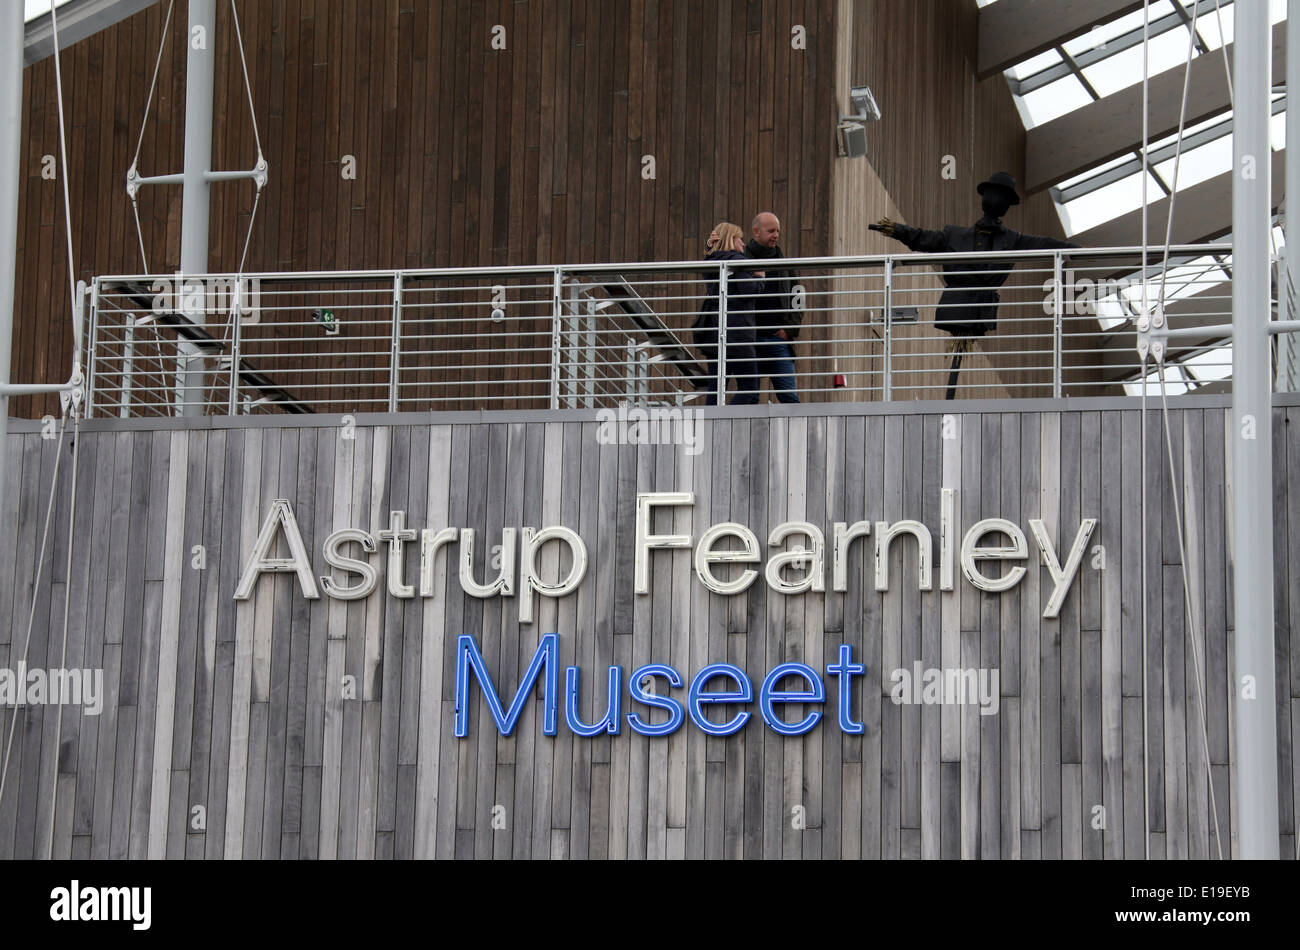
[977,171,1020,206]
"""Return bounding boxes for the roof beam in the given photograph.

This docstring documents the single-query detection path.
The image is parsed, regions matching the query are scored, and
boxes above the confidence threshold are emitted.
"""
[24,0,158,67]
[1049,98,1288,206]
[1071,149,1285,248]
[1026,22,1287,193]
[978,0,1144,79]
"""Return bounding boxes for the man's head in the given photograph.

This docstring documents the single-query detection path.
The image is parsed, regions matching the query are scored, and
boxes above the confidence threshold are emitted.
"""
[751,212,781,248]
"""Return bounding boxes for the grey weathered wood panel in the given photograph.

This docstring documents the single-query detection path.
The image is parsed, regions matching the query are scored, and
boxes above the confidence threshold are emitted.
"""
[1,403,1296,859]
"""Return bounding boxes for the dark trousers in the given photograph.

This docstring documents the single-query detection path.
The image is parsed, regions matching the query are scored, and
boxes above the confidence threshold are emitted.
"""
[699,326,758,405]
[752,332,800,403]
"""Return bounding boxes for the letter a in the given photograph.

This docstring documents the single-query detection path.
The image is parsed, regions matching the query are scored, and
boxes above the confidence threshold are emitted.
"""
[234,499,320,599]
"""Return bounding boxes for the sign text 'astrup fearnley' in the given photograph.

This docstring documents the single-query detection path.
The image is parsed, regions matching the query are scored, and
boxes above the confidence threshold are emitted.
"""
[234,489,1097,620]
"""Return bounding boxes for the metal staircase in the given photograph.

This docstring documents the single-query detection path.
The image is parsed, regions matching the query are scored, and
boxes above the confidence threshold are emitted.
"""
[557,276,711,409]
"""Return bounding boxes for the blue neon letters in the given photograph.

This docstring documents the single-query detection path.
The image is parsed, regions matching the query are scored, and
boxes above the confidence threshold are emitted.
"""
[627,665,685,736]
[758,663,825,735]
[455,634,865,738]
[688,664,753,736]
[455,633,558,736]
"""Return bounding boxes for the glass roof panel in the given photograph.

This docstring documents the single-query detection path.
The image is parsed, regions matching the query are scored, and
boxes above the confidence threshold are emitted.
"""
[1195,1,1235,49]
[1151,135,1235,190]
[991,0,1289,273]
[1057,152,1136,190]
[1018,75,1095,128]
[1080,25,1193,98]
[1007,48,1063,81]
[24,0,77,22]
[1057,170,1166,234]
[1062,2,1176,56]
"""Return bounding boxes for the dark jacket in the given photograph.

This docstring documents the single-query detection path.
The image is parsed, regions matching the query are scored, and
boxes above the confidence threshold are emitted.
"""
[889,217,1078,336]
[694,249,759,338]
[744,239,801,339]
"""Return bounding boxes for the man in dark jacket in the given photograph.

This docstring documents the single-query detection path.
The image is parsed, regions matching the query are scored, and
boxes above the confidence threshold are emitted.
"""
[872,172,1078,396]
[745,212,802,403]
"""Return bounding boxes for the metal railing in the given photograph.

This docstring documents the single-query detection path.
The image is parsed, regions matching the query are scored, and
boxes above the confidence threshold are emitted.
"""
[83,244,1249,417]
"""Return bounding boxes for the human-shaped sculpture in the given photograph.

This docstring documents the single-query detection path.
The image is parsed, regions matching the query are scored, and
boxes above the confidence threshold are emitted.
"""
[871,172,1078,398]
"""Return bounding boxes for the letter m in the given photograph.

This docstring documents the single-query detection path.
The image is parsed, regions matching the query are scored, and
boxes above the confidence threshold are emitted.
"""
[455,634,558,737]
[102,887,131,921]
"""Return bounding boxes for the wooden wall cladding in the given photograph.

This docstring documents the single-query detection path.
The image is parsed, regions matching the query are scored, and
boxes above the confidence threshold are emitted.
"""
[1,405,1295,858]
[14,0,840,418]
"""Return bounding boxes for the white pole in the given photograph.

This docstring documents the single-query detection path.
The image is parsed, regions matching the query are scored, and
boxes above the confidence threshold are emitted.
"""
[1231,0,1280,859]
[178,0,216,415]
[0,0,24,508]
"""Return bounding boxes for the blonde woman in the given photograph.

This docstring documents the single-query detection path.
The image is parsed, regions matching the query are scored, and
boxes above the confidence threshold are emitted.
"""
[694,222,759,405]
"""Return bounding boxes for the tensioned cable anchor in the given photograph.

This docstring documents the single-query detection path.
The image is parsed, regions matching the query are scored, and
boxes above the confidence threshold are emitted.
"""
[57,364,85,416]
[1133,306,1166,364]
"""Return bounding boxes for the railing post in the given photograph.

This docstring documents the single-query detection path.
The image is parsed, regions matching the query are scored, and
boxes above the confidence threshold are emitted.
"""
[228,277,242,415]
[563,282,573,408]
[882,258,892,401]
[584,296,597,409]
[1052,251,1064,398]
[550,268,563,409]
[716,261,728,405]
[625,338,636,403]
[70,280,85,415]
[389,272,402,412]
[121,312,135,419]
[85,279,99,418]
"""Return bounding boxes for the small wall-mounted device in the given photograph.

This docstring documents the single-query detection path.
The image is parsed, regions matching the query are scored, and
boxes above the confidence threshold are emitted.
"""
[837,84,880,159]
[847,85,881,123]
[871,305,919,324]
[838,121,868,158]
[313,307,340,335]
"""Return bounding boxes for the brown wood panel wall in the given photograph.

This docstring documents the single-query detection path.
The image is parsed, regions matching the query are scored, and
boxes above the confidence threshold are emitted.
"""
[13,0,841,418]
[1,404,1295,858]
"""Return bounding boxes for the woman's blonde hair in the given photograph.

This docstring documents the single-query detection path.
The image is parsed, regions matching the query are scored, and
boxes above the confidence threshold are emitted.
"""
[706,221,744,254]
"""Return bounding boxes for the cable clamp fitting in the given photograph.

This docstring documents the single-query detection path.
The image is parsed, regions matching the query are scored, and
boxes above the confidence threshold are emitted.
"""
[1134,305,1168,364]
[59,366,86,416]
